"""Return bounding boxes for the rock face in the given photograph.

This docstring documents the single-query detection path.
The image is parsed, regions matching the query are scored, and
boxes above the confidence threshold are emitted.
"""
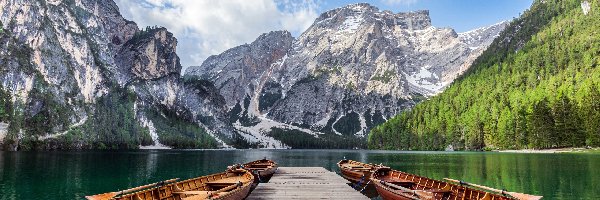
[186,31,293,108]
[0,1,508,149]
[118,28,181,81]
[185,3,508,147]
[0,0,235,150]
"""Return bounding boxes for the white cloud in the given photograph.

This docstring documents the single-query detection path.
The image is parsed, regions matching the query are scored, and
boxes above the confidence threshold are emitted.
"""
[381,0,419,6]
[114,0,319,72]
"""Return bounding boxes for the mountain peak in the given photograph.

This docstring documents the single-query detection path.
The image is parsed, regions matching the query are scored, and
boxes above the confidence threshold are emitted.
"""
[343,3,378,11]
[393,10,431,30]
[184,2,509,146]
[254,30,293,45]
[314,3,377,23]
[312,3,431,32]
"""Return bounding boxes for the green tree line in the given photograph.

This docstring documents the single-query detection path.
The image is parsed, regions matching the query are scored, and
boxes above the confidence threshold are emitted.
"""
[268,128,366,149]
[369,0,600,150]
[0,19,216,150]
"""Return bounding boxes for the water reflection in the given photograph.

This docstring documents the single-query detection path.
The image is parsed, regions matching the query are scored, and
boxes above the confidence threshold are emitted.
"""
[0,150,598,199]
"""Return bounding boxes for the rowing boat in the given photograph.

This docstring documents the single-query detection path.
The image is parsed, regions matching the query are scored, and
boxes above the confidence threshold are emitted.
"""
[85,167,254,200]
[337,159,382,184]
[338,159,385,198]
[371,167,542,200]
[243,158,278,183]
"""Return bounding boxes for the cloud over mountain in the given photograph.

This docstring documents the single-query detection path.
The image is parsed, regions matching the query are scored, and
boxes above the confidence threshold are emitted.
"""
[114,0,319,71]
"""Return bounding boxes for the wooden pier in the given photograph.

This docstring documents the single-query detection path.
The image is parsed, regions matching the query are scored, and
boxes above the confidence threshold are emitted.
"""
[246,167,370,200]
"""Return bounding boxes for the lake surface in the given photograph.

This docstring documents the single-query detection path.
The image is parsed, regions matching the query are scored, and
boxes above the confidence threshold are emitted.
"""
[0,150,598,200]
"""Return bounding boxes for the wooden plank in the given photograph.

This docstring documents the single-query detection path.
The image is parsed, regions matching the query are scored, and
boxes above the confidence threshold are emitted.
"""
[246,167,369,200]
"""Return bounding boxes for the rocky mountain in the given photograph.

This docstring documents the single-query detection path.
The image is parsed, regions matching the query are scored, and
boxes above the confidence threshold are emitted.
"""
[0,0,239,150]
[0,1,508,150]
[369,0,600,151]
[185,3,508,148]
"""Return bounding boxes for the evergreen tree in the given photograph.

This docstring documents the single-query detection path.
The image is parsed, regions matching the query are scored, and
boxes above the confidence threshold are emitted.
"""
[581,84,600,146]
[368,0,600,150]
[527,99,554,149]
[514,107,529,149]
[553,94,584,147]
[496,106,515,148]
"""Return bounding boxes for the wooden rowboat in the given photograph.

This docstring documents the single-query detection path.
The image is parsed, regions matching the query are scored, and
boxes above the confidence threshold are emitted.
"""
[371,167,542,200]
[337,159,383,184]
[85,167,254,200]
[243,158,278,183]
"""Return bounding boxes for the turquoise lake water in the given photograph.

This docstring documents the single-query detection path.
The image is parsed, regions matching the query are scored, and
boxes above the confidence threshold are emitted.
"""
[0,150,598,199]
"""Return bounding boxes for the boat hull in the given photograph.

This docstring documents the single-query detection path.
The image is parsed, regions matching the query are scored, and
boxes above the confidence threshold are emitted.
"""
[214,182,252,200]
[243,159,278,183]
[371,167,517,200]
[337,160,379,185]
[373,181,414,200]
[257,167,276,179]
[86,169,254,200]
[340,168,373,183]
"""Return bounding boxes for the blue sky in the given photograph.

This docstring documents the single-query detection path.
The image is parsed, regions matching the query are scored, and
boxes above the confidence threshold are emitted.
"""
[115,0,533,70]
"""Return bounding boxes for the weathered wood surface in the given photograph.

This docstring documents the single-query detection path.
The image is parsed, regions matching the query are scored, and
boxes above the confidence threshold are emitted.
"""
[246,167,369,200]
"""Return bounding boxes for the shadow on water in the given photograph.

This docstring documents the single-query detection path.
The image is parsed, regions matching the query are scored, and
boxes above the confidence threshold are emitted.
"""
[0,149,598,199]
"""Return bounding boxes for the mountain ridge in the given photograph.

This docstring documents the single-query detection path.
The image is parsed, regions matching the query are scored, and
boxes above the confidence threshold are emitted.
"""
[185,3,509,148]
[0,1,511,150]
[368,0,600,150]
[0,0,238,150]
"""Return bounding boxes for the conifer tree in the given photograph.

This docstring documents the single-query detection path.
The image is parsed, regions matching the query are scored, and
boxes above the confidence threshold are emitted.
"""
[527,98,554,149]
[581,85,600,146]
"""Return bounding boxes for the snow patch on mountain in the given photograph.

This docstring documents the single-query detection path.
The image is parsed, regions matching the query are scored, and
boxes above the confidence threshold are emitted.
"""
[184,3,510,148]
[341,15,364,33]
[233,116,325,149]
[581,1,591,15]
[0,123,8,144]
[459,21,509,49]
[314,114,332,129]
[139,116,171,149]
[403,66,445,94]
[358,115,368,137]
[202,127,233,149]
[38,116,88,141]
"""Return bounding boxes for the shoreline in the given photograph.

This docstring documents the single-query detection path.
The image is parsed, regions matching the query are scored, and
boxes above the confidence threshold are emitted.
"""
[496,147,600,154]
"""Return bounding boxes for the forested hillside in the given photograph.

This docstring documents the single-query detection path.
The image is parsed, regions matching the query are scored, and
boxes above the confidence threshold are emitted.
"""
[368,0,600,150]
[0,1,227,150]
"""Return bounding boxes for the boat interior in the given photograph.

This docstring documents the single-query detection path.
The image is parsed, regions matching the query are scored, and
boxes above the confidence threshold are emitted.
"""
[339,161,375,171]
[244,163,274,170]
[115,171,251,200]
[375,168,511,200]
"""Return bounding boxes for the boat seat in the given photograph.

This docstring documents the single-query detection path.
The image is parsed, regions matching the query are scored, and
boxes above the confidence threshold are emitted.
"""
[425,188,451,194]
[246,166,270,168]
[182,192,228,200]
[386,178,414,184]
[173,191,212,195]
[245,167,268,170]
[349,164,366,167]
[205,177,244,185]
[205,181,239,185]
[247,164,272,166]
[387,179,414,188]
[180,193,211,200]
[390,181,413,185]
[411,188,451,199]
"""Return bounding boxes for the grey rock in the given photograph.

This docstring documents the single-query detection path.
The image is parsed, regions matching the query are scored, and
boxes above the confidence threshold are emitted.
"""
[0,0,235,149]
[0,0,509,149]
[185,30,294,108]
[118,28,181,82]
[185,3,509,146]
